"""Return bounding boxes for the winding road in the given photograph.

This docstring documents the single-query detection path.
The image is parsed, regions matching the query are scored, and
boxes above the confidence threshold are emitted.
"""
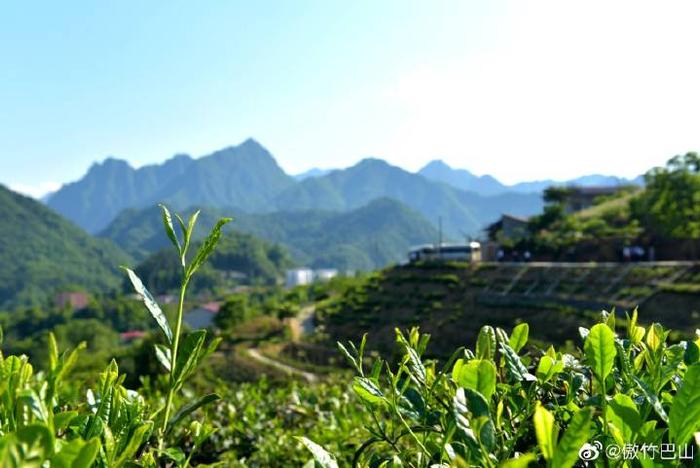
[246,348,318,383]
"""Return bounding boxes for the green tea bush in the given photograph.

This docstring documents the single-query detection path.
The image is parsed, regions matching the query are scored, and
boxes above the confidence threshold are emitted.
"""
[0,205,230,466]
[3,204,700,467]
[303,310,700,467]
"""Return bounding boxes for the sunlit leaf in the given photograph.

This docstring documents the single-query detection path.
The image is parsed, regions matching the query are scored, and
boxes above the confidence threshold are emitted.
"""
[509,323,529,353]
[352,377,386,406]
[584,323,616,383]
[533,402,557,461]
[154,344,171,372]
[669,363,700,445]
[296,437,339,468]
[187,217,232,278]
[607,394,641,444]
[122,267,172,343]
[159,204,181,258]
[476,325,497,360]
[551,407,593,468]
[173,330,207,389]
[453,359,497,401]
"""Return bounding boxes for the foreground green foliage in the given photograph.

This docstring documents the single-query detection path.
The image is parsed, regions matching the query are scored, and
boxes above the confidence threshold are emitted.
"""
[3,203,700,466]
[3,304,700,466]
[301,310,700,467]
[0,205,230,466]
[122,205,230,451]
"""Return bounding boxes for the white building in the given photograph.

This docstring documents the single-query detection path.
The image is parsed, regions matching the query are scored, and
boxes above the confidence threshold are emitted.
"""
[286,268,314,288]
[314,269,338,282]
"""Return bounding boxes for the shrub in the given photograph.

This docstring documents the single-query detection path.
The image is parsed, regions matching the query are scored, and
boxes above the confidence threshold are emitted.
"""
[0,205,230,466]
[303,310,700,467]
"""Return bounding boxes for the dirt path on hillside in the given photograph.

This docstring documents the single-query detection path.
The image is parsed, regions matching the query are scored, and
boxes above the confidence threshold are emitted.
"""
[288,305,316,341]
[246,348,318,383]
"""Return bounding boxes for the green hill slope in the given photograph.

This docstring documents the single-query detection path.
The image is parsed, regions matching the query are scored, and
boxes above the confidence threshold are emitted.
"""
[132,232,292,294]
[316,261,700,358]
[99,198,439,270]
[0,184,131,309]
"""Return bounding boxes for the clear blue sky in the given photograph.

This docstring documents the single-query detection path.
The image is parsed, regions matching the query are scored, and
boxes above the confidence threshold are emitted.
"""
[3,1,700,197]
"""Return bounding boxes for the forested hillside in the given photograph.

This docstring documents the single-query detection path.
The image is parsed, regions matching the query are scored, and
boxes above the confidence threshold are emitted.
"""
[508,153,700,260]
[133,231,292,294]
[100,198,439,270]
[0,184,131,309]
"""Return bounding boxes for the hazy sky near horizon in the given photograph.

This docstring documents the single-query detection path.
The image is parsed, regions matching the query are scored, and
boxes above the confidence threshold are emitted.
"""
[3,1,700,197]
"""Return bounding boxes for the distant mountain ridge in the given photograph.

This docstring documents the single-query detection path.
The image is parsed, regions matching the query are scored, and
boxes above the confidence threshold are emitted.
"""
[273,157,542,236]
[47,139,544,237]
[418,159,643,194]
[48,139,294,233]
[99,198,440,270]
[293,168,333,180]
[0,184,131,309]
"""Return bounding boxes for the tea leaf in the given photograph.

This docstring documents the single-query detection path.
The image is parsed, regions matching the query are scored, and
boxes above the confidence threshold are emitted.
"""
[533,402,557,461]
[633,375,668,423]
[54,410,79,431]
[154,344,172,372]
[453,388,477,444]
[352,377,386,406]
[646,323,665,352]
[584,323,616,382]
[551,407,593,468]
[607,394,641,443]
[396,331,426,385]
[669,363,700,445]
[187,217,232,278]
[114,421,153,466]
[463,388,496,451]
[296,437,339,468]
[337,341,359,373]
[173,330,207,389]
[684,340,700,365]
[52,438,100,468]
[500,453,537,468]
[167,393,221,434]
[509,323,529,353]
[500,341,536,382]
[122,267,173,344]
[453,359,496,401]
[476,325,497,360]
[603,309,615,331]
[159,204,181,257]
[159,447,186,465]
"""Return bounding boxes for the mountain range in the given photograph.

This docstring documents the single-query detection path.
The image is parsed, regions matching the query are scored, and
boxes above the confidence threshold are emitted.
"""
[294,160,643,196]
[1,138,650,308]
[415,160,643,194]
[47,139,544,237]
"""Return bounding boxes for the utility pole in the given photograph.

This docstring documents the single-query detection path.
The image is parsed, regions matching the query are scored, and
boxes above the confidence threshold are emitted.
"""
[438,216,443,259]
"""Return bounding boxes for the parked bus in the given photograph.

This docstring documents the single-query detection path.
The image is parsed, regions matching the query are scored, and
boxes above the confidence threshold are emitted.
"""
[408,242,482,263]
